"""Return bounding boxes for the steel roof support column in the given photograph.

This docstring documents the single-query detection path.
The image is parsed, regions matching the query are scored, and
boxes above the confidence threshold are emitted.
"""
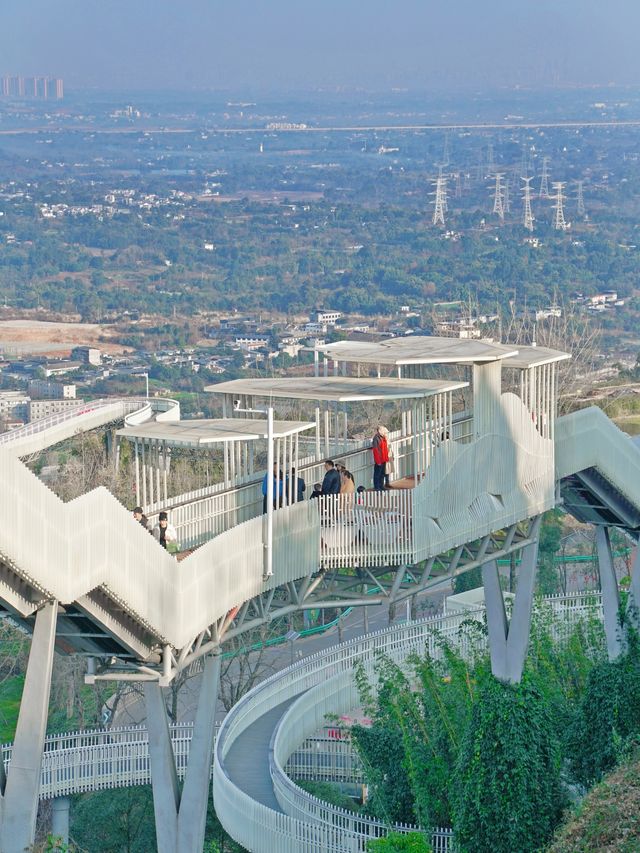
[0,601,58,853]
[482,517,541,683]
[596,526,623,660]
[144,654,221,853]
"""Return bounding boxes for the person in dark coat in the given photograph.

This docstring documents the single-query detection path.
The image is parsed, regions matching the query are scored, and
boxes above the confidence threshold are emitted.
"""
[290,467,306,502]
[133,506,150,530]
[310,483,323,499]
[321,460,341,495]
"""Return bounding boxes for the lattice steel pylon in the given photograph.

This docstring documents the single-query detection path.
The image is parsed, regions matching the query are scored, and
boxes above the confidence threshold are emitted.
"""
[432,175,447,227]
[492,173,505,221]
[522,176,535,232]
[539,156,551,198]
[576,179,586,217]
[455,171,462,198]
[487,141,495,174]
[552,181,569,230]
[504,175,511,213]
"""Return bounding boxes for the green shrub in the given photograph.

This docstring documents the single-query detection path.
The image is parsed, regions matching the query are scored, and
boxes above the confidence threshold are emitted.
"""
[366,831,432,852]
[452,675,564,853]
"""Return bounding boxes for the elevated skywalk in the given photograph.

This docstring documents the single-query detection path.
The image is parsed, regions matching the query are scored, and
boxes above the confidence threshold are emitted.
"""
[0,396,180,457]
[555,406,640,536]
[2,337,640,853]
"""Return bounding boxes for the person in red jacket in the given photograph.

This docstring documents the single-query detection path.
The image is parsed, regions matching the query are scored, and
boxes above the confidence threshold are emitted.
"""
[371,425,390,490]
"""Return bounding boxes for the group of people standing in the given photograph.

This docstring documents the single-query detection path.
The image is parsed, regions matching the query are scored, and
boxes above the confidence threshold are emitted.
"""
[264,424,393,509]
[133,507,179,553]
[311,459,358,499]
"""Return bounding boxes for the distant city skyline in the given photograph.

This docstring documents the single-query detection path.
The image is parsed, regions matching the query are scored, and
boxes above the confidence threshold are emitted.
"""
[2,0,640,93]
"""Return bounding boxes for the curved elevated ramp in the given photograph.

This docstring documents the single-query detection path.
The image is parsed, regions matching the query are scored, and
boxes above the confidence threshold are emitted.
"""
[0,397,180,457]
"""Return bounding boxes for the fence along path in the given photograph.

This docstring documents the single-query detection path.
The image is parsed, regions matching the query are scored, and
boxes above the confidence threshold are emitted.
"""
[0,593,600,853]
[213,593,604,853]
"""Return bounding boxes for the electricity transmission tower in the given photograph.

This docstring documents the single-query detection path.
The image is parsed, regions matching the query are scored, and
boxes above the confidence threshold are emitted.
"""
[492,173,505,221]
[522,177,535,232]
[503,175,511,213]
[442,133,450,167]
[487,142,495,174]
[576,180,586,217]
[552,181,569,230]
[539,156,551,198]
[454,171,462,198]
[432,176,447,227]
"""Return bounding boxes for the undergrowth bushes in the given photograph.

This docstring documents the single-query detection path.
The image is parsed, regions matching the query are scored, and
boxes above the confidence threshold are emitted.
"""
[348,603,640,852]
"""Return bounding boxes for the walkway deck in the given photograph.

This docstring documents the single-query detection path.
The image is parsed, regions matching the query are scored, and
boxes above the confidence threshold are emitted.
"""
[223,697,300,812]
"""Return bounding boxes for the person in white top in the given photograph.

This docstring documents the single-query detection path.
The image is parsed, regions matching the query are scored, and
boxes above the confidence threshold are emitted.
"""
[152,511,178,553]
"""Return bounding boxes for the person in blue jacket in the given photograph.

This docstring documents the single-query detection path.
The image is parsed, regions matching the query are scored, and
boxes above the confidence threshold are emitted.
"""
[262,465,283,512]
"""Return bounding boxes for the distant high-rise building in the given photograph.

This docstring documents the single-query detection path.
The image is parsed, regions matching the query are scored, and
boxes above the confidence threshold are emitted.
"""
[0,75,63,99]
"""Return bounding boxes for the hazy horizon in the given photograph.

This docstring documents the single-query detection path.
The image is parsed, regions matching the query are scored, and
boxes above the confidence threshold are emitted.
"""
[2,0,639,93]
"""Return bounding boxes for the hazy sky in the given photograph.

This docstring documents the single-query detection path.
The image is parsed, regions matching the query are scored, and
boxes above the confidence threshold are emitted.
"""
[3,0,639,92]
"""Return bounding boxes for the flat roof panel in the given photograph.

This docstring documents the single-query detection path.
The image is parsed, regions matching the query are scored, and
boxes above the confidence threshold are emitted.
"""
[493,344,571,369]
[312,336,520,365]
[205,376,468,402]
[117,418,315,446]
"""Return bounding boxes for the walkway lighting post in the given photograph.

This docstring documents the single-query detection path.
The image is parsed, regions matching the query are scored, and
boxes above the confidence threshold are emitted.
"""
[139,372,149,400]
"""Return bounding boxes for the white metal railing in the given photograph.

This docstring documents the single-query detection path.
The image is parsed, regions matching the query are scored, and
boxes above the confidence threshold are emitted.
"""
[0,449,320,648]
[214,593,603,853]
[0,723,364,800]
[0,398,140,444]
[149,412,474,552]
[317,489,414,569]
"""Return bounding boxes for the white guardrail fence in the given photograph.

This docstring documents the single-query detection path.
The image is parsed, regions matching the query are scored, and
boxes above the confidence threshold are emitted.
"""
[213,592,604,853]
[148,413,475,553]
[0,592,601,852]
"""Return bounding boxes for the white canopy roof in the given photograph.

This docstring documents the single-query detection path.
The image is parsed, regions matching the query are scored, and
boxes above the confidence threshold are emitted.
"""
[117,418,315,447]
[205,376,468,403]
[312,336,570,368]
[313,336,518,365]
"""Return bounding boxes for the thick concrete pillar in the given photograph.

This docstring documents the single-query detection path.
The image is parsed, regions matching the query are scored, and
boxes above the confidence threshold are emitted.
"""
[482,519,540,684]
[51,796,70,844]
[596,526,623,660]
[145,654,221,853]
[0,601,58,853]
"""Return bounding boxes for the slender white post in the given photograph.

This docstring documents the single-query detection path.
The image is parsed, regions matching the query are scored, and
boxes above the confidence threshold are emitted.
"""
[265,405,274,578]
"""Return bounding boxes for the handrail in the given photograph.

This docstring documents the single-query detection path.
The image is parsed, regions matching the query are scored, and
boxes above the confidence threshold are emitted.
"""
[213,593,603,853]
[1,722,360,801]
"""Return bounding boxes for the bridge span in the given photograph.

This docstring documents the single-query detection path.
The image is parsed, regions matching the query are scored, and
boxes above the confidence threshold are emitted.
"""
[0,336,638,851]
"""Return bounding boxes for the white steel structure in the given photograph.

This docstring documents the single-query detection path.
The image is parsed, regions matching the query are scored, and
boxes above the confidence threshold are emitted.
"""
[0,337,640,851]
[522,176,535,232]
[539,155,551,198]
[576,179,586,217]
[552,181,569,230]
[492,172,505,221]
[432,176,447,226]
